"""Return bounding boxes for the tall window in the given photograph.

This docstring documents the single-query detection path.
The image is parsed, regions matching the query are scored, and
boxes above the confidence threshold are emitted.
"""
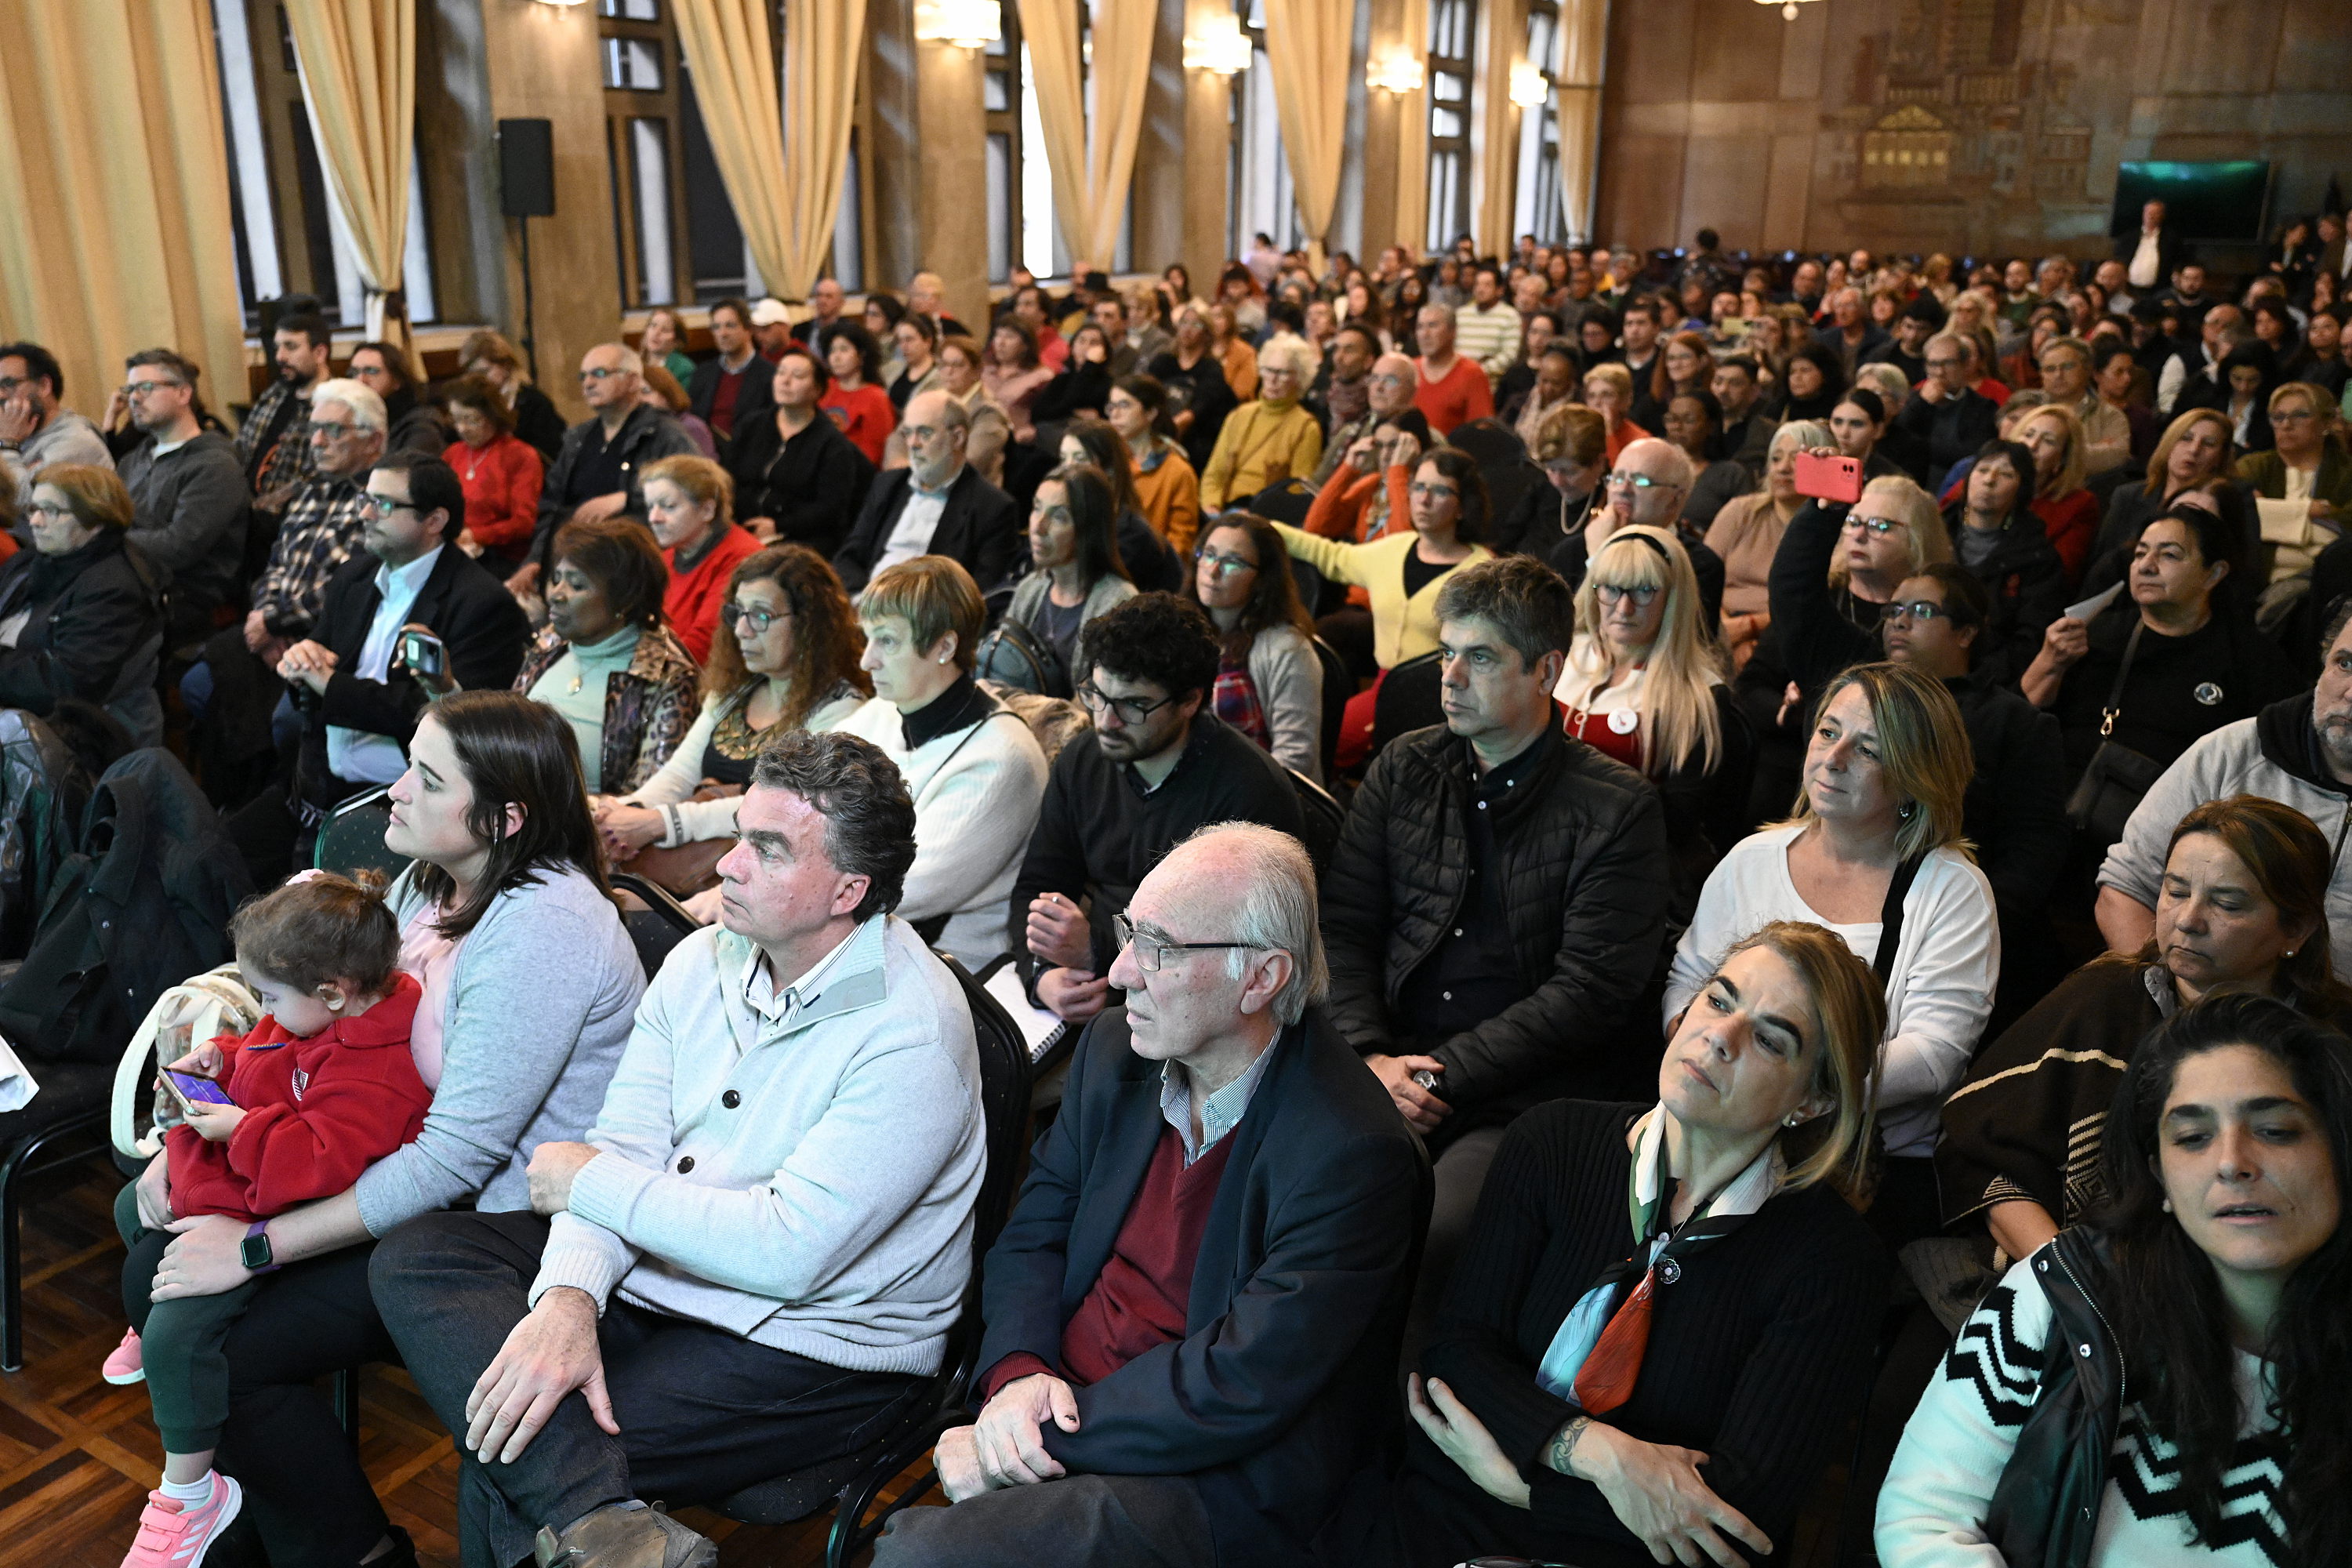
[983,6,1024,284]
[1426,0,1474,253]
[1514,0,1565,245]
[210,0,437,328]
[599,0,756,307]
[1229,0,1299,260]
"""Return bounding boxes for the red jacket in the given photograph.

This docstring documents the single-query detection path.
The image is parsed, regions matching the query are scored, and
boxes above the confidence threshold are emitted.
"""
[664,522,763,666]
[446,433,546,560]
[822,384,897,466]
[165,973,431,1224]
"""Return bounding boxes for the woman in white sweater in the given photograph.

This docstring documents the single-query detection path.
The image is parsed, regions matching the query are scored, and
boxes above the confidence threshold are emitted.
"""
[1668,659,1995,1247]
[843,556,1050,969]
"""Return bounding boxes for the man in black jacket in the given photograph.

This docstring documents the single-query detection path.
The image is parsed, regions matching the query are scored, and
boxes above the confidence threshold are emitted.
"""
[874,825,1427,1568]
[114,348,249,646]
[684,298,775,450]
[1320,555,1668,1334]
[1011,593,1305,1025]
[833,390,1023,594]
[1897,332,1999,492]
[278,453,529,833]
[526,344,697,577]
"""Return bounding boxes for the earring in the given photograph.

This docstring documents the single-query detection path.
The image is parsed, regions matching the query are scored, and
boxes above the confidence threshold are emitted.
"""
[1784,1112,1802,1127]
[2286,949,2297,957]
[1898,801,1915,821]
[2161,1197,2173,1214]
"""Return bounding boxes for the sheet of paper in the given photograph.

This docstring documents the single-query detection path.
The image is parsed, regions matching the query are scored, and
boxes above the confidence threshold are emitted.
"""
[2063,580,2124,624]
[984,963,1069,1062]
[0,1033,36,1113]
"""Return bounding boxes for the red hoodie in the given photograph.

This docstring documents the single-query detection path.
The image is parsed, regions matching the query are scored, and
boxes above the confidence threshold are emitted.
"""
[165,972,432,1224]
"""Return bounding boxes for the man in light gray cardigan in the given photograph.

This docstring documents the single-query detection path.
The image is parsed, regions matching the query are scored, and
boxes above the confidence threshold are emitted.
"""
[372,731,986,1568]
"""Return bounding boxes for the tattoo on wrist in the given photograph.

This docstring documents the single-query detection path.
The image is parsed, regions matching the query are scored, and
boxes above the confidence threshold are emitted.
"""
[1548,1415,1592,1475]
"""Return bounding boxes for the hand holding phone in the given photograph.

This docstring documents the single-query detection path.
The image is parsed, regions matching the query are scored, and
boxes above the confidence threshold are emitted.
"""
[1793,449,1864,506]
[399,626,447,682]
[162,1069,234,1114]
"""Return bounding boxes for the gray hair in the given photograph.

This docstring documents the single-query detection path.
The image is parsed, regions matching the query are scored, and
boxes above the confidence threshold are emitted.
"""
[1257,337,1315,379]
[750,730,917,922]
[310,378,387,434]
[1417,301,1459,327]
[598,343,645,377]
[1180,822,1327,1026]
[1853,363,1910,404]
[1925,331,1976,365]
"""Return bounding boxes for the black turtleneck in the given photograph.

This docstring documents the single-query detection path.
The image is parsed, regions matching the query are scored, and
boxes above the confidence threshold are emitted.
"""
[899,671,991,750]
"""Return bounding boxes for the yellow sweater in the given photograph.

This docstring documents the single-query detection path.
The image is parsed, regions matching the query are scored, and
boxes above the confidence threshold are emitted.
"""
[1270,526,1493,668]
[1200,401,1324,511]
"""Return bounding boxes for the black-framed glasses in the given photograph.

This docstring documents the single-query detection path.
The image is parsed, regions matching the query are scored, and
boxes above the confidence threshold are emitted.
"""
[1076,682,1175,726]
[363,495,416,519]
[1882,600,1951,624]
[722,601,790,633]
[1595,583,1661,607]
[1114,913,1262,974]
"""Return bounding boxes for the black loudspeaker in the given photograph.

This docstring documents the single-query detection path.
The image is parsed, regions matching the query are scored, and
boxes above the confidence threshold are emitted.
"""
[497,119,555,218]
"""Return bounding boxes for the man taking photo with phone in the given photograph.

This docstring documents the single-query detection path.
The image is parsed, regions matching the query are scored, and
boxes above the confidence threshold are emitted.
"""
[263,453,531,878]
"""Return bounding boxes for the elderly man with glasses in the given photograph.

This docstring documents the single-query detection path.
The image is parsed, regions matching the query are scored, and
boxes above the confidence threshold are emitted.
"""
[1897,332,2002,492]
[114,348,250,644]
[521,343,695,591]
[1545,436,1727,629]
[873,821,1427,1568]
[1010,592,1305,1026]
[833,388,1022,596]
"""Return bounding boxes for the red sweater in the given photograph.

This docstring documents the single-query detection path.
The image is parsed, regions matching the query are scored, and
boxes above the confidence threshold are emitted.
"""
[1414,356,1494,437]
[445,434,545,560]
[2032,488,2101,586]
[822,384,897,466]
[165,974,430,1224]
[978,1126,1236,1399]
[664,522,763,666]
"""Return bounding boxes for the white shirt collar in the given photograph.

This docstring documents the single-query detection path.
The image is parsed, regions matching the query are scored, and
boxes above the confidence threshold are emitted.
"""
[742,920,866,1023]
[375,543,444,597]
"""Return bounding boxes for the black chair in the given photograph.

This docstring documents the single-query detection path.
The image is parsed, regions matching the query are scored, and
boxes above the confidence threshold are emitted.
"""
[1311,635,1352,783]
[0,1058,117,1370]
[609,873,699,982]
[715,953,1036,1567]
[1368,650,1445,760]
[313,786,412,884]
[1245,476,1313,526]
[1288,768,1346,877]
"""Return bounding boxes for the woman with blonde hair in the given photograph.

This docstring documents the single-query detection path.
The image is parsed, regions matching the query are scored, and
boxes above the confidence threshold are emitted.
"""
[639,452,760,663]
[1581,361,1642,465]
[1556,525,1753,910]
[2084,404,2256,575]
[1333,918,1891,1568]
[1706,419,1828,667]
[2011,400,2099,583]
[1198,336,1324,510]
[1673,659,1995,1243]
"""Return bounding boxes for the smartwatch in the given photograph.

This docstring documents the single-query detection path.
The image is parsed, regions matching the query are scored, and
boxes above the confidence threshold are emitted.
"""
[241,1221,280,1274]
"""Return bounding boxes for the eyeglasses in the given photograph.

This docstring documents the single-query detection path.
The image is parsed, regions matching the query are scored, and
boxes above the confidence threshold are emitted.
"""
[1114,913,1262,975]
[121,380,177,398]
[722,601,790,633]
[1197,548,1258,579]
[579,366,627,383]
[1924,358,1965,371]
[1076,682,1176,726]
[1882,600,1952,624]
[1595,583,1661,607]
[1842,515,1903,536]
[363,495,417,519]
[1406,481,1458,500]
[24,502,69,520]
[1603,471,1664,490]
[310,421,359,439]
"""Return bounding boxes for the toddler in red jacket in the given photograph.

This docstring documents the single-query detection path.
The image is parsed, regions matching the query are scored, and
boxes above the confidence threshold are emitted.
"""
[106,870,430,1568]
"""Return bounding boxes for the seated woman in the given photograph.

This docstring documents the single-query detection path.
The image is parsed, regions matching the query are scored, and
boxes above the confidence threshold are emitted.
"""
[510,515,699,796]
[641,453,760,665]
[889,312,944,412]
[2012,401,2102,583]
[1276,448,1495,765]
[2024,498,2299,787]
[1828,387,1907,483]
[1704,419,1826,670]
[2237,380,2352,590]
[1509,343,1582,455]
[595,544,873,912]
[1661,388,1748,531]
[1769,341,1846,426]
[163,691,642,1568]
[1029,321,1114,448]
[1340,920,1889,1568]
[1673,661,1996,1245]
[1055,418,1184,593]
[1497,401,1606,560]
[1106,374,1202,557]
[1881,993,2348,1568]
[442,376,543,574]
[1580,363,1642,466]
[841,555,1049,969]
[1762,466,1952,722]
[1146,307,1242,472]
[1941,437,2066,684]
[981,320,1054,443]
[2085,406,2258,583]
[1942,794,2352,1263]
[864,292,908,384]
[817,320,896,465]
[1189,512,1323,779]
[637,363,716,462]
[0,465,163,745]
[724,343,876,558]
[1199,337,1324,512]
[1555,525,1752,917]
[1004,463,1136,691]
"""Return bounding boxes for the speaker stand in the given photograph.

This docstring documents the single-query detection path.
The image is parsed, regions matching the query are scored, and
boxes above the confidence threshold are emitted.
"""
[518,214,540,385]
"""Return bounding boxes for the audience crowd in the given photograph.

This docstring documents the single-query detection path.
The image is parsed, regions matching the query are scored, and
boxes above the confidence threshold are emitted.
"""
[15,201,2352,1568]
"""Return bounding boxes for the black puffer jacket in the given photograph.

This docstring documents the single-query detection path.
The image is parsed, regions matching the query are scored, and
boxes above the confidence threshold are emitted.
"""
[1320,724,1669,1110]
[0,708,92,960]
[1945,503,2067,687]
[0,529,163,724]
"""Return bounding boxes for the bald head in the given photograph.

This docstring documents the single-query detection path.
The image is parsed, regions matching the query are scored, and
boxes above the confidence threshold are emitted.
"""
[1609,437,1694,528]
[901,389,970,489]
[1367,353,1419,416]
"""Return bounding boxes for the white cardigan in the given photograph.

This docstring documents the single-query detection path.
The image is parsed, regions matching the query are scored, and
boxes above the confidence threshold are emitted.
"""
[616,681,869,844]
[840,694,1050,970]
[1665,824,1998,1159]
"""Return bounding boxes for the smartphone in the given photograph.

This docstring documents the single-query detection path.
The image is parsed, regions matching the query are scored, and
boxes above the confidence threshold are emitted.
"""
[162,1070,234,1115]
[1793,450,1864,506]
[399,628,446,681]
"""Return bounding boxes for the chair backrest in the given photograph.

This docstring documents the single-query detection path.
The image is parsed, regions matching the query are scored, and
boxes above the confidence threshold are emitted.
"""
[931,952,1037,1403]
[1311,636,1351,781]
[1483,456,1544,535]
[1287,767,1345,877]
[609,873,699,983]
[1369,650,1446,759]
[314,787,413,884]
[1247,476,1314,525]
[1445,416,1526,472]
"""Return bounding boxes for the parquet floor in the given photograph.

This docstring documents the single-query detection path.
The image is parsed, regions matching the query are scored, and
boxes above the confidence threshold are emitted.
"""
[0,1151,918,1568]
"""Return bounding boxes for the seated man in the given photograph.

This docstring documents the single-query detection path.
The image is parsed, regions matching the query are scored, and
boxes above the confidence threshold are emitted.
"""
[833,390,1022,595]
[371,730,986,1568]
[1011,593,1305,1024]
[1546,435,1726,630]
[278,452,529,831]
[526,343,696,579]
[873,822,1427,1568]
[114,348,250,647]
[0,338,112,505]
[1320,556,1668,1327]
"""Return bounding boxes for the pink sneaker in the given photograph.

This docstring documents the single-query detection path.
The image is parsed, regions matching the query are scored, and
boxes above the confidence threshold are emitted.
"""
[122,1473,241,1568]
[102,1327,144,1385]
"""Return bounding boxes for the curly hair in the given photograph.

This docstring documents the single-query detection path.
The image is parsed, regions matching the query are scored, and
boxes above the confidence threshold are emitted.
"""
[700,545,873,720]
[1078,591,1220,701]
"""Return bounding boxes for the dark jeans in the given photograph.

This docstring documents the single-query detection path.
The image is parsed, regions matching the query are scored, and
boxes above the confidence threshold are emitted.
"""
[871,1473,1215,1568]
[116,1182,262,1454]
[372,1210,924,1568]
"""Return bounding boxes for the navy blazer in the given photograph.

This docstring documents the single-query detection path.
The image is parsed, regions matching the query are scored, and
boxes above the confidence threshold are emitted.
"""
[832,464,1022,596]
[977,1007,1428,1568]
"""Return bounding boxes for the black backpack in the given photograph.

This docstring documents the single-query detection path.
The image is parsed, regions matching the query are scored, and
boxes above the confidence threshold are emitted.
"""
[973,615,1072,699]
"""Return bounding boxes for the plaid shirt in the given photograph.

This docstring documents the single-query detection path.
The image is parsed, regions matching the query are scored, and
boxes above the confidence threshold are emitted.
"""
[238,379,317,497]
[252,474,371,637]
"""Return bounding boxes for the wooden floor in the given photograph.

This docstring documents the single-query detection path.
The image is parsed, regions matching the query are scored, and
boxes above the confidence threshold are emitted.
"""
[0,1151,916,1568]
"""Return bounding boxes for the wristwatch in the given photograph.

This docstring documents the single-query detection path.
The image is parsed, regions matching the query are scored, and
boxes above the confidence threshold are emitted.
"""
[241,1221,280,1274]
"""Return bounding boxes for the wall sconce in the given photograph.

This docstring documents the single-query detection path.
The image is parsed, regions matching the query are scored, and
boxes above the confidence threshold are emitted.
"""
[914,0,1001,48]
[1183,16,1253,74]
[1508,60,1548,107]
[1366,50,1425,93]
[1751,0,1820,18]
[530,0,590,7]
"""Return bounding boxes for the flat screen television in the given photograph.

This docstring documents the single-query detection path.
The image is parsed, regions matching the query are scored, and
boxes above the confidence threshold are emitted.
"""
[2111,161,2274,241]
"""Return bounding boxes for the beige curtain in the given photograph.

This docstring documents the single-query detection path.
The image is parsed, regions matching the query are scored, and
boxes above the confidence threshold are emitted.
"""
[1017,0,1153,271]
[1554,0,1609,244]
[1472,0,1523,260]
[0,0,246,435]
[1392,0,1430,255]
[677,0,866,300]
[1264,0,1352,270]
[284,0,414,346]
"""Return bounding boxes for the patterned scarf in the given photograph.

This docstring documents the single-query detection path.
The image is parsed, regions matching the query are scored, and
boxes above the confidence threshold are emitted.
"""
[1210,650,1269,746]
